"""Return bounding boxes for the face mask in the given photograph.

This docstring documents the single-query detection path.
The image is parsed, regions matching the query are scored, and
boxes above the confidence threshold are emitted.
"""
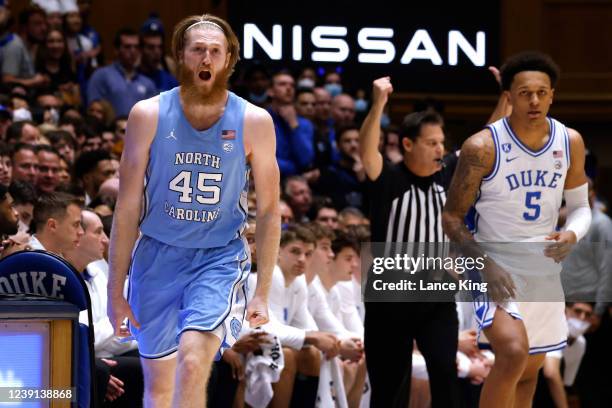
[567,317,590,338]
[324,83,342,97]
[48,108,60,125]
[281,223,290,231]
[354,98,368,112]
[18,219,29,234]
[12,107,32,122]
[297,78,315,89]
[380,113,391,128]
[249,91,268,105]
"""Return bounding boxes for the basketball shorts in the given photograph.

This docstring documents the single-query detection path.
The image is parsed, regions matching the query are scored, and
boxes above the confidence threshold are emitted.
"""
[127,235,250,359]
[471,273,568,354]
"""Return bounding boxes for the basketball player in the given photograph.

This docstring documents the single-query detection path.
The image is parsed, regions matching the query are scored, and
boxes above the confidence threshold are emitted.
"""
[107,15,280,408]
[443,52,591,407]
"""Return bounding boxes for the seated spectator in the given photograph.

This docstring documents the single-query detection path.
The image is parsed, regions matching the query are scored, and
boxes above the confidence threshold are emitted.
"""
[35,144,61,193]
[315,125,366,211]
[11,143,39,184]
[279,198,294,228]
[34,89,62,125]
[283,175,312,222]
[87,99,116,128]
[267,70,315,178]
[46,129,76,164]
[243,62,271,107]
[541,302,594,408]
[74,149,115,205]
[28,191,83,256]
[331,94,356,128]
[338,207,368,230]
[65,209,144,407]
[5,120,42,145]
[138,16,178,92]
[0,141,11,186]
[313,197,339,231]
[35,28,81,107]
[0,183,27,258]
[87,28,156,117]
[295,88,316,122]
[8,180,37,234]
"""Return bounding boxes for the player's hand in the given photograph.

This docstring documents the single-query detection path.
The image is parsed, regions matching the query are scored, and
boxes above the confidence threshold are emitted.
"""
[458,329,480,358]
[246,295,269,327]
[339,338,364,362]
[232,330,270,354]
[0,239,30,259]
[481,258,516,302]
[371,77,393,108]
[107,295,140,336]
[223,349,246,380]
[310,332,340,359]
[544,231,576,263]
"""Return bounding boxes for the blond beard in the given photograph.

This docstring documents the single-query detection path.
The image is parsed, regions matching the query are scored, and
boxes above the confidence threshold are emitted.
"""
[179,64,230,106]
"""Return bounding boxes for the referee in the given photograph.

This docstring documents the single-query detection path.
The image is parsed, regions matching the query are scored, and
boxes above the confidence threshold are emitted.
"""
[359,77,460,407]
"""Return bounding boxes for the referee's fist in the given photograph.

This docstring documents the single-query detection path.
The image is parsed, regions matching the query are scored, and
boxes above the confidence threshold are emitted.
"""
[372,77,393,108]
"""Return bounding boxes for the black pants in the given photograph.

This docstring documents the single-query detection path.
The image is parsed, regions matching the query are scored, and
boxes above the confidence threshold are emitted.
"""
[364,301,460,408]
[95,349,144,408]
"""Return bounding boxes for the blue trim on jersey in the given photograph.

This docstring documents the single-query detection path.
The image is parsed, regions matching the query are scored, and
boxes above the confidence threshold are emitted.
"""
[140,346,178,360]
[482,126,500,181]
[529,340,567,355]
[503,117,556,157]
[563,125,571,168]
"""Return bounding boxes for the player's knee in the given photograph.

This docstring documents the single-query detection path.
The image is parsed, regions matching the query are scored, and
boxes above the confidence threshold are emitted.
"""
[282,347,297,374]
[177,352,208,379]
[496,339,529,370]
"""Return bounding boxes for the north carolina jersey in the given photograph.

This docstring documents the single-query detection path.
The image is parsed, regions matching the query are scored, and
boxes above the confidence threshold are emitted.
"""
[139,88,250,248]
[473,116,571,243]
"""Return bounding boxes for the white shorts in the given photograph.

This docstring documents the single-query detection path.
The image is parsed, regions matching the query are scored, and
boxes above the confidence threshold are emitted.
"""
[473,274,568,354]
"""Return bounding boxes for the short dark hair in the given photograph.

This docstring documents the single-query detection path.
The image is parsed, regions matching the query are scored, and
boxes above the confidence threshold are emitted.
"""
[47,130,76,149]
[500,51,560,91]
[74,150,112,180]
[5,121,36,144]
[18,5,46,27]
[280,224,316,247]
[0,141,11,158]
[399,109,444,143]
[9,180,37,206]
[32,192,83,233]
[34,144,60,158]
[11,143,37,159]
[114,28,139,49]
[336,124,360,142]
[312,196,335,216]
[332,230,360,256]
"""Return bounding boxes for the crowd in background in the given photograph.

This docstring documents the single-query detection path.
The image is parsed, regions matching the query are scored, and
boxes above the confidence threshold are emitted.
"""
[0,1,610,407]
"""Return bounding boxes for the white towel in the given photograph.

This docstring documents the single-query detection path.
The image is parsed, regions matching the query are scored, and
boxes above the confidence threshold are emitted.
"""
[244,330,285,408]
[316,356,348,408]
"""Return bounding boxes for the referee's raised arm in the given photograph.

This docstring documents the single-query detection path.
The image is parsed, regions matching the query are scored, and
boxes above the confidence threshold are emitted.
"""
[359,77,393,181]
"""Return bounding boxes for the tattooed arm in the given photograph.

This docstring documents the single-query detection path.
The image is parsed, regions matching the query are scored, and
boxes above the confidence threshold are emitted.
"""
[442,129,516,300]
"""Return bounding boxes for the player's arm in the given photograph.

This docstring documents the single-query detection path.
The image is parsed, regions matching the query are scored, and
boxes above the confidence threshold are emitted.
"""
[359,77,392,181]
[244,104,281,327]
[442,130,495,244]
[442,130,516,300]
[545,128,591,261]
[107,97,159,333]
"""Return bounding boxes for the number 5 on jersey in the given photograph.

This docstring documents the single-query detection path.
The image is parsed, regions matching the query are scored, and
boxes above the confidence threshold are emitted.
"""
[169,171,223,204]
[523,191,541,221]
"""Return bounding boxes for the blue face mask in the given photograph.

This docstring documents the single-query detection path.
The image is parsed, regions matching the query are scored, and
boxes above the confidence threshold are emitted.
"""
[354,98,368,113]
[249,91,268,104]
[380,113,391,128]
[324,83,342,97]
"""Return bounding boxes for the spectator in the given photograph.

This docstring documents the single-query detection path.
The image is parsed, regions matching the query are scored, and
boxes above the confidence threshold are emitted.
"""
[9,179,37,234]
[86,99,115,127]
[5,120,42,145]
[35,144,61,193]
[80,124,103,152]
[243,62,270,107]
[315,124,366,211]
[46,129,76,163]
[283,175,312,222]
[87,28,156,116]
[139,15,178,92]
[1,5,49,88]
[338,207,367,230]
[331,93,356,128]
[35,28,80,106]
[267,70,315,178]
[0,104,13,138]
[76,0,102,65]
[0,141,11,186]
[11,143,38,184]
[29,191,83,256]
[296,66,317,90]
[323,70,343,97]
[295,88,316,121]
[0,183,25,258]
[74,149,114,205]
[312,87,339,168]
[64,7,97,81]
[34,89,62,125]
[279,198,294,227]
[313,197,339,231]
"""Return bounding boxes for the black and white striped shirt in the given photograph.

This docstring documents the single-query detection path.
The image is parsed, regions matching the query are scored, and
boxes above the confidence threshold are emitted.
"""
[367,155,457,245]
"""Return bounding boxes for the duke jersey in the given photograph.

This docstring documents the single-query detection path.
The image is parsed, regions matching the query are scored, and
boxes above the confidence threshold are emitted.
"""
[139,88,250,248]
[473,116,571,243]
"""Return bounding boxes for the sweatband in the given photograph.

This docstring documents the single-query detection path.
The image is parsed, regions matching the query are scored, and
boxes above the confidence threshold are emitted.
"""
[563,182,591,241]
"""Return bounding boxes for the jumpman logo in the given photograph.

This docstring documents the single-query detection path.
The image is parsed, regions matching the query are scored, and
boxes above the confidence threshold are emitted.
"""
[167,129,177,140]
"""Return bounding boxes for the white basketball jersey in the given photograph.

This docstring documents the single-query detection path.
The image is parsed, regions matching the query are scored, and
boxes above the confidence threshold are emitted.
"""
[474,117,571,242]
